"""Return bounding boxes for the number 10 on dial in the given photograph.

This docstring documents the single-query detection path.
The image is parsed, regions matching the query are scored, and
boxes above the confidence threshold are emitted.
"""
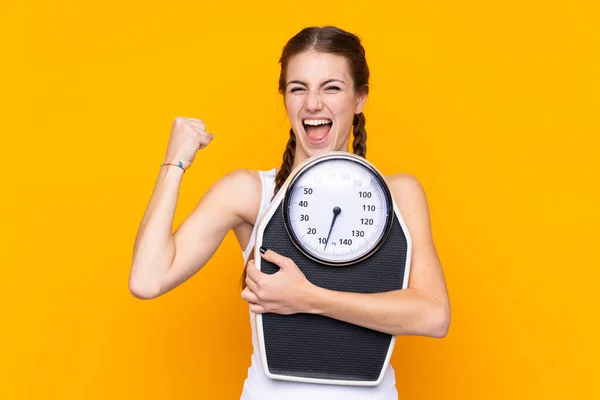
[283,155,394,265]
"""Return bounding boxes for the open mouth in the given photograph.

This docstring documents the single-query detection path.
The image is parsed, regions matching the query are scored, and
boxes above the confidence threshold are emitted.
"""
[302,118,333,143]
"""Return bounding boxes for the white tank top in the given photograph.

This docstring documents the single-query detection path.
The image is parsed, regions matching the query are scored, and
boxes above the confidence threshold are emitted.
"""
[240,168,399,400]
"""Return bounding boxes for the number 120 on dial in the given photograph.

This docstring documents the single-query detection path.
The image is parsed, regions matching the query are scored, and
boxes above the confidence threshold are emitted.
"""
[283,157,394,265]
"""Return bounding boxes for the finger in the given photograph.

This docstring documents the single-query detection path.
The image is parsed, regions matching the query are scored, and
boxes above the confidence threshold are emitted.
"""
[194,128,214,140]
[246,260,264,280]
[241,287,260,303]
[195,129,213,140]
[259,246,293,269]
[245,273,260,293]
[181,120,208,137]
[197,133,214,149]
[180,119,212,141]
[185,118,207,130]
[249,303,266,314]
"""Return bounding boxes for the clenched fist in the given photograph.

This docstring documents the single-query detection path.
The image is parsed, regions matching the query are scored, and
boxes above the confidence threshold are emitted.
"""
[163,116,214,170]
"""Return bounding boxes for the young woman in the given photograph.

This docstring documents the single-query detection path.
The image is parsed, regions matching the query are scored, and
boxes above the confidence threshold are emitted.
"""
[130,25,450,400]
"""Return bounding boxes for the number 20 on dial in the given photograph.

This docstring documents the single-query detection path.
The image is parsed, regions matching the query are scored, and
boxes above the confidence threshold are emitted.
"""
[283,155,394,265]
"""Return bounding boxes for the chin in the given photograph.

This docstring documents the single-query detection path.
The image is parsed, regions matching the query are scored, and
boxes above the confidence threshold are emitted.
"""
[300,139,337,159]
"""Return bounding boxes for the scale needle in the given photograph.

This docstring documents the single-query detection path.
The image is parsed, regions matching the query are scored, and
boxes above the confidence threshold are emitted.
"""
[324,206,341,251]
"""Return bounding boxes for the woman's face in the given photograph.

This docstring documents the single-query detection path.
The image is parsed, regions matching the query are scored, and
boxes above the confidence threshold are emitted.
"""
[284,50,367,162]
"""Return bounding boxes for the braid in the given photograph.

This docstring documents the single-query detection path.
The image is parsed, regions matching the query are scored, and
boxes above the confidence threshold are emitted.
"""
[242,118,366,290]
[272,128,296,199]
[273,116,366,199]
[242,128,295,290]
[352,112,367,158]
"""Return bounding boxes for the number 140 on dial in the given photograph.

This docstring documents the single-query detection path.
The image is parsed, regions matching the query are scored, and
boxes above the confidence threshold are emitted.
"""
[283,157,393,265]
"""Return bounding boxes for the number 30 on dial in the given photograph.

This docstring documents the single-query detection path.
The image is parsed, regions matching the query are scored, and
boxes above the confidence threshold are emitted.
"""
[282,153,394,265]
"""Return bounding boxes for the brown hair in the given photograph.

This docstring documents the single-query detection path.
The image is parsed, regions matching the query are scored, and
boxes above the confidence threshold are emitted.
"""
[241,26,370,290]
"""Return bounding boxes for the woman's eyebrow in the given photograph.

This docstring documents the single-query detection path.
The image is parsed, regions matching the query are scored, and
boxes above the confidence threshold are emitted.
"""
[286,79,345,87]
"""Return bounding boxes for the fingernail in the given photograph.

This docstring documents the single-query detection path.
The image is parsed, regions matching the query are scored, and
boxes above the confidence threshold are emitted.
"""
[259,246,267,254]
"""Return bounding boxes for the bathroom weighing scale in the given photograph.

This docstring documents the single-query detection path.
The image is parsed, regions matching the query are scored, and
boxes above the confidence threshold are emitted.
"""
[252,151,412,386]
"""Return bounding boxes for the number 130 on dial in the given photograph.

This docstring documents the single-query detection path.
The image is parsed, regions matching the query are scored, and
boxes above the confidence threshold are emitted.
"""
[283,156,394,265]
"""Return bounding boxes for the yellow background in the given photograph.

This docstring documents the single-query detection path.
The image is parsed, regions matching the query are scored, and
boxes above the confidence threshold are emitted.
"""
[1,0,599,398]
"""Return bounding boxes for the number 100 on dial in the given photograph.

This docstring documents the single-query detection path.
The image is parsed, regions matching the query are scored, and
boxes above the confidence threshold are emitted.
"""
[283,156,394,266]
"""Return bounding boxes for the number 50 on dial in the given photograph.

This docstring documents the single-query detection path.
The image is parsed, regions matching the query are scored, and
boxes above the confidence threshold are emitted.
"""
[282,153,394,266]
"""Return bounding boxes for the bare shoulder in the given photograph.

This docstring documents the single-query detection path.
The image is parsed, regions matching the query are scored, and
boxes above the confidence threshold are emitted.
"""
[216,167,260,187]
[383,172,433,240]
[217,167,261,193]
[208,167,263,226]
[384,172,428,204]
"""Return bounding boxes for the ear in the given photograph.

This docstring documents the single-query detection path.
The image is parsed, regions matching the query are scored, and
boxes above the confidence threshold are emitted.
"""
[354,88,368,114]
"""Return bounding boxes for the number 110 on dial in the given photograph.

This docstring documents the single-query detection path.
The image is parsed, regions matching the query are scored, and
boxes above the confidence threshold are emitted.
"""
[283,157,393,265]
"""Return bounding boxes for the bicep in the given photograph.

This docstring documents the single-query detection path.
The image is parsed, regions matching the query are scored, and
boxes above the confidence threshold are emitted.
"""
[160,169,258,294]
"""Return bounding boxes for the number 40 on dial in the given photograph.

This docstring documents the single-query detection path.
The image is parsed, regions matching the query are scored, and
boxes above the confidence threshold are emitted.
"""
[283,154,394,266]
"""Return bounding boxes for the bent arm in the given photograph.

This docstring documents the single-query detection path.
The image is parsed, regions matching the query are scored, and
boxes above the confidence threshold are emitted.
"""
[306,174,450,337]
[129,167,258,299]
[308,287,448,337]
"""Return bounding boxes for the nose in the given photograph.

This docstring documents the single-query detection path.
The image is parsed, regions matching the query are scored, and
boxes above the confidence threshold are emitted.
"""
[305,88,323,112]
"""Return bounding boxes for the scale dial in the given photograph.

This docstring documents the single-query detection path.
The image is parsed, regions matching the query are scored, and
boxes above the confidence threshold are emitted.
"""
[283,154,394,265]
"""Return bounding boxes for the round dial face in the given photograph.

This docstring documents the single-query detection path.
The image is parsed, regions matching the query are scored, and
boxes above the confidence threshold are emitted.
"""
[283,156,393,265]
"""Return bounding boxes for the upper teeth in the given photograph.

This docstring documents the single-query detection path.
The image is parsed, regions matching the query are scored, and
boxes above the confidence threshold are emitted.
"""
[304,119,331,126]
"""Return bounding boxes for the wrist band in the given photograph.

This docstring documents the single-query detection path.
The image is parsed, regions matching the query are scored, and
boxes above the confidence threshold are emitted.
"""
[161,161,186,172]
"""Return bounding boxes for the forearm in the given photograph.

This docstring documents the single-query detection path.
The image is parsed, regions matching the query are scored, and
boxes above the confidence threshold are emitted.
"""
[130,165,184,298]
[307,286,450,337]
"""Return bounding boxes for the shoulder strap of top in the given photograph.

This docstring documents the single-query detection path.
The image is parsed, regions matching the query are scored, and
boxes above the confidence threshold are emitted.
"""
[258,167,277,216]
[241,168,277,264]
[263,168,277,202]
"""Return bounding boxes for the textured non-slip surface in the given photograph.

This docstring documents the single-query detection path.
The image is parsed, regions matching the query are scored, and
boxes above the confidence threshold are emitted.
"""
[259,203,409,383]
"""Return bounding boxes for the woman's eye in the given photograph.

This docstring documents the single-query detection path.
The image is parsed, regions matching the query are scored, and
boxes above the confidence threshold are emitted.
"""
[290,86,339,93]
